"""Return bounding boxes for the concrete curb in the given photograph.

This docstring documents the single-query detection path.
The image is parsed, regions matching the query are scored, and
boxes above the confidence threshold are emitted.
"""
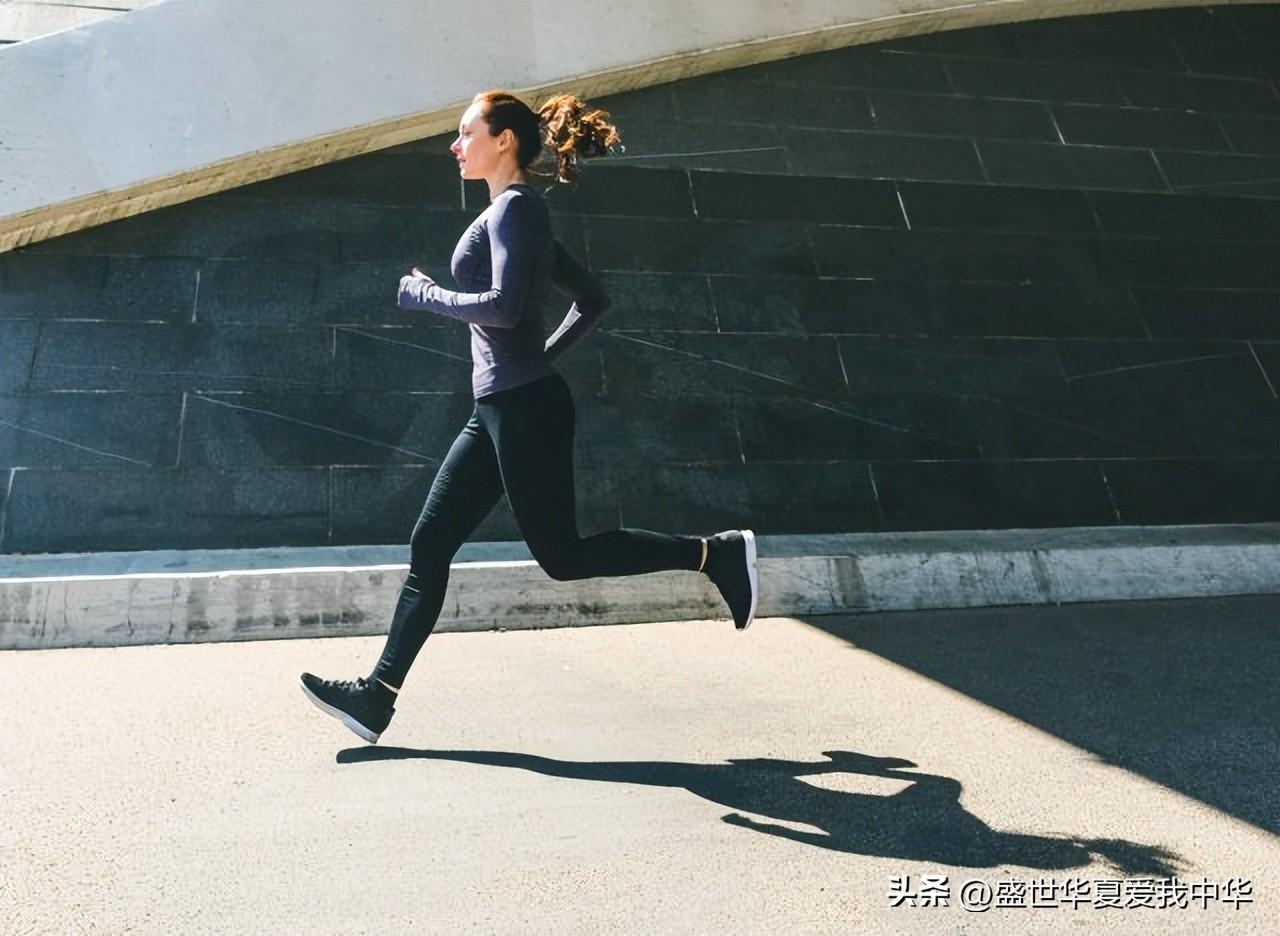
[2,524,1277,650]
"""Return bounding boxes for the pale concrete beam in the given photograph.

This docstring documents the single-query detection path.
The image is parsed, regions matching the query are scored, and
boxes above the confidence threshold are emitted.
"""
[3,524,1276,650]
[0,0,1257,254]
[0,0,147,44]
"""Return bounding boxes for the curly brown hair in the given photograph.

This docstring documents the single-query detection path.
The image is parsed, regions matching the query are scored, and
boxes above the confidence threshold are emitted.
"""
[473,90,622,185]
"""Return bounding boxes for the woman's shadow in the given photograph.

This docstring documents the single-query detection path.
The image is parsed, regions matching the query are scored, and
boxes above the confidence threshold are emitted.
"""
[338,747,1181,874]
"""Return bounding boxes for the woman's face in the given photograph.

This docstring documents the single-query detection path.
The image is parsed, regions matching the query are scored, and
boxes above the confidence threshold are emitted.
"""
[450,102,511,180]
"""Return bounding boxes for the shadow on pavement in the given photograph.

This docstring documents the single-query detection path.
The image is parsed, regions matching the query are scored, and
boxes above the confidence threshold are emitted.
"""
[799,595,1280,837]
[339,746,1181,873]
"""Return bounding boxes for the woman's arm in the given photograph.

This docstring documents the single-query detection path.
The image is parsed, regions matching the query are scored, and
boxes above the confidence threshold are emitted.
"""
[397,193,538,328]
[544,241,611,361]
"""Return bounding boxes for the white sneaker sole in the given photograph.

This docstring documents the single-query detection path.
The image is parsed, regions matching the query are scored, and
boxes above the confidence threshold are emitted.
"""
[299,677,382,744]
[740,529,758,631]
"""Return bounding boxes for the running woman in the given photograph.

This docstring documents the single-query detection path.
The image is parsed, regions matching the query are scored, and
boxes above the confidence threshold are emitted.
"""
[300,91,757,744]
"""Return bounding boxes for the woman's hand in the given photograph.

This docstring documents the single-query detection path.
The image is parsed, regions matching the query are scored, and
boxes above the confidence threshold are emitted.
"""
[398,270,436,309]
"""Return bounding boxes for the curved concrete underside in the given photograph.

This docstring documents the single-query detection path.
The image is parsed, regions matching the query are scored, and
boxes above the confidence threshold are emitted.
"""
[0,0,1263,254]
[0,0,151,45]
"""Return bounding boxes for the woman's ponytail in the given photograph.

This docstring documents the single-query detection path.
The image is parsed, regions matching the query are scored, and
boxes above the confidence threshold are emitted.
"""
[536,93,623,185]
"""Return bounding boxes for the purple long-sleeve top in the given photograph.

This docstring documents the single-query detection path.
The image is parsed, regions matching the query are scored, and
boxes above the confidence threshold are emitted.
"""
[396,182,610,398]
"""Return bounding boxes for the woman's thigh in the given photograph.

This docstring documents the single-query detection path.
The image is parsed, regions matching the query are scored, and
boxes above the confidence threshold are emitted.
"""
[409,411,505,560]
[482,378,579,550]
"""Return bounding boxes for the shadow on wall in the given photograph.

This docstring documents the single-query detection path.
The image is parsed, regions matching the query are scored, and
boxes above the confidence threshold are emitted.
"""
[339,746,1180,874]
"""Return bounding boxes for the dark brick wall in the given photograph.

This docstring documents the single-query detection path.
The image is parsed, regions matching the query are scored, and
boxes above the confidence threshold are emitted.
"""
[2,5,1277,552]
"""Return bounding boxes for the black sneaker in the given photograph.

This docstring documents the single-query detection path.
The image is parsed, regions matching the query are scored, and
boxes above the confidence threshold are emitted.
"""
[299,672,395,744]
[704,529,758,631]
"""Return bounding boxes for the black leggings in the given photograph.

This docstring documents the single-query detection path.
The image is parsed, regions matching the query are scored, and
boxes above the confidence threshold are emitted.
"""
[371,373,702,687]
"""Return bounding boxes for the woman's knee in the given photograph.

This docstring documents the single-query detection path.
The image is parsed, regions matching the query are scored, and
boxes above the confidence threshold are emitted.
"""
[530,540,586,582]
[408,520,462,573]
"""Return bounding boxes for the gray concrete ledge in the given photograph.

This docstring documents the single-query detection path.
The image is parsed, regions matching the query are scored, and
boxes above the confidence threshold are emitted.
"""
[1,523,1276,650]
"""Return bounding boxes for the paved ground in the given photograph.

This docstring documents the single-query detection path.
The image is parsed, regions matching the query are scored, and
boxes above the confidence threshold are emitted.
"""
[3,595,1277,935]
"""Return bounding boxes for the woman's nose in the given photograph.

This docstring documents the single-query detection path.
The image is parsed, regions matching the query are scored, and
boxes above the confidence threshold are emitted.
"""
[450,139,461,154]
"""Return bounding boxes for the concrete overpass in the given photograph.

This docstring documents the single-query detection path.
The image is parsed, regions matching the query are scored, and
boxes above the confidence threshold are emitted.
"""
[1,0,1268,253]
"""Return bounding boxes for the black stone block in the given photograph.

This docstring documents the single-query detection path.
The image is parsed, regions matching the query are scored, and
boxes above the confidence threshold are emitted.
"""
[552,215,591,264]
[332,465,432,545]
[23,198,346,262]
[338,206,478,263]
[1221,6,1280,45]
[552,333,607,399]
[181,391,473,468]
[1097,238,1220,289]
[736,395,978,462]
[1090,7,1243,42]
[226,152,469,209]
[1252,342,1280,392]
[331,466,526,545]
[0,393,182,469]
[1173,35,1278,82]
[785,128,986,183]
[1200,241,1280,289]
[672,76,873,131]
[30,322,335,392]
[332,325,473,391]
[977,140,1166,191]
[1219,115,1280,157]
[943,58,1127,106]
[0,321,37,389]
[1056,340,1272,395]
[961,392,1197,459]
[594,272,716,331]
[931,282,1145,339]
[1,255,199,323]
[1,255,106,317]
[813,228,1103,285]
[2,467,330,552]
[311,261,422,327]
[1054,104,1230,152]
[613,461,881,535]
[543,166,694,220]
[576,390,742,465]
[899,182,1097,236]
[872,460,1117,531]
[691,172,904,227]
[1089,191,1280,243]
[1121,72,1280,117]
[835,336,1068,396]
[710,275,932,336]
[765,47,954,94]
[585,217,813,275]
[1155,150,1280,199]
[596,83,678,125]
[596,331,847,403]
[1008,20,1184,72]
[1133,288,1280,340]
[1105,458,1280,524]
[1179,396,1280,458]
[196,259,319,326]
[592,118,789,174]
[870,91,1058,142]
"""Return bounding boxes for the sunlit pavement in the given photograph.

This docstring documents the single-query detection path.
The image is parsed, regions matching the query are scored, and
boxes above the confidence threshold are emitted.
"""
[3,595,1277,934]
